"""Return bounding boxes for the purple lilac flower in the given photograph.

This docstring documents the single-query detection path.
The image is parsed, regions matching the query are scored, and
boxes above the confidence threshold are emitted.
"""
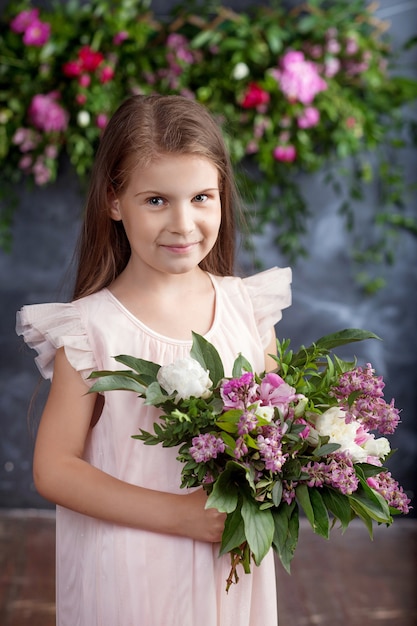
[257,424,288,473]
[303,452,358,495]
[326,452,359,495]
[282,481,296,504]
[237,410,258,435]
[28,93,69,133]
[331,364,400,434]
[367,472,411,514]
[234,436,249,459]
[189,433,225,463]
[220,372,258,409]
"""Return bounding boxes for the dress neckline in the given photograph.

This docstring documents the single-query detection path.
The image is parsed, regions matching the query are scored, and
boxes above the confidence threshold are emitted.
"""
[103,272,220,344]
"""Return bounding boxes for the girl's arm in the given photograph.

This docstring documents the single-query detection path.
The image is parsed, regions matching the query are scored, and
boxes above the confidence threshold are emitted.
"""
[33,347,225,542]
[264,326,278,372]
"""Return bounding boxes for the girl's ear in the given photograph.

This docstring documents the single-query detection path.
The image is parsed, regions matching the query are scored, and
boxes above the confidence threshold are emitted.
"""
[109,196,122,221]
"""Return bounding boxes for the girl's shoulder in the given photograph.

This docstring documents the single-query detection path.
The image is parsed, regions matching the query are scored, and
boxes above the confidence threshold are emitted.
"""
[15,290,109,383]
[213,266,292,345]
[215,266,292,310]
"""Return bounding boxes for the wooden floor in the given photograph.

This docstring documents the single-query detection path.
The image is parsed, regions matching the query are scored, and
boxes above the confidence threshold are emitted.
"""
[0,509,416,626]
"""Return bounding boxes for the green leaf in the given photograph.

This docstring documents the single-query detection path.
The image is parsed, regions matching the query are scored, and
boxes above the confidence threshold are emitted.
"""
[205,462,246,513]
[272,503,299,574]
[309,488,329,538]
[144,381,170,405]
[219,505,246,555]
[114,354,161,380]
[241,495,274,565]
[321,488,352,530]
[232,353,253,377]
[314,329,381,351]
[295,485,329,538]
[313,442,341,457]
[348,483,392,525]
[190,332,224,387]
[88,373,146,395]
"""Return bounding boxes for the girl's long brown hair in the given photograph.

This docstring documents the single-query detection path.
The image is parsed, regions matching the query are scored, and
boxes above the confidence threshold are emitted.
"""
[72,94,241,300]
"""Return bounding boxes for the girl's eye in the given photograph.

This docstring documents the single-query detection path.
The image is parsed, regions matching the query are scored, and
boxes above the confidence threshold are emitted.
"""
[194,193,208,203]
[147,196,164,207]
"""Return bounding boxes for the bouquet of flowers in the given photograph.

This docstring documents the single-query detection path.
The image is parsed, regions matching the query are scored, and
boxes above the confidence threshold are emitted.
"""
[89,328,410,591]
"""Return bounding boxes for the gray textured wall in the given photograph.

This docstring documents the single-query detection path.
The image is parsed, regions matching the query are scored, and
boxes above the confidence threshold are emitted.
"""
[1,0,416,512]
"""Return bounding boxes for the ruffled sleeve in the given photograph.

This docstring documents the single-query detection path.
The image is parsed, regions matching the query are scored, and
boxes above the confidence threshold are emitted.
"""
[16,302,97,384]
[242,266,292,348]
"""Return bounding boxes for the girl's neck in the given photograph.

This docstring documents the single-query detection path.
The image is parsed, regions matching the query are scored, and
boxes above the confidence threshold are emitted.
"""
[108,266,216,340]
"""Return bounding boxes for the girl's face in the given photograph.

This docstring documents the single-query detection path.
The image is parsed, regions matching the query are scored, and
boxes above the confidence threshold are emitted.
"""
[110,153,222,279]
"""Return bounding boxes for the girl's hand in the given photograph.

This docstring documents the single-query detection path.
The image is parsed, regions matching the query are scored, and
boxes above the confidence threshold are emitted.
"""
[179,488,226,543]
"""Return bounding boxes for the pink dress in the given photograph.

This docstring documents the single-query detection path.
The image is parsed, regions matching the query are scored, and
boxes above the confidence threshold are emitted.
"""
[16,267,291,626]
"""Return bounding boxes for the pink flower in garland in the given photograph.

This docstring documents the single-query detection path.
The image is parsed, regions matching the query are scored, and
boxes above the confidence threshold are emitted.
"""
[23,18,50,46]
[10,8,50,47]
[78,46,104,72]
[10,9,39,33]
[28,93,69,133]
[297,106,320,129]
[273,145,297,163]
[241,82,270,110]
[273,50,327,105]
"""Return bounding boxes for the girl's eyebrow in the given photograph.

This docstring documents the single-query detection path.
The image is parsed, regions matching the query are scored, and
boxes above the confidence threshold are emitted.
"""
[134,187,219,197]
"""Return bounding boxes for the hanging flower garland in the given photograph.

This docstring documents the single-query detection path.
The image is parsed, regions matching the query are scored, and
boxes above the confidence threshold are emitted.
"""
[1,0,416,289]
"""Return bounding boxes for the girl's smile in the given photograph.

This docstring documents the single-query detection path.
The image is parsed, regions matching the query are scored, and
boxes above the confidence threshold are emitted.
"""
[110,153,222,279]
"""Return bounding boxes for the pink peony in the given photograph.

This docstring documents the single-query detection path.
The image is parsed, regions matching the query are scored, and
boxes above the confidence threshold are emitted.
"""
[10,9,39,33]
[259,372,298,413]
[273,145,297,163]
[297,106,320,129]
[28,93,69,133]
[274,50,327,105]
[241,82,270,110]
[22,19,50,46]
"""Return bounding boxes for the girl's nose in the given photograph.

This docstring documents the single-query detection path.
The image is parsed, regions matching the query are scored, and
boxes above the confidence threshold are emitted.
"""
[168,203,195,234]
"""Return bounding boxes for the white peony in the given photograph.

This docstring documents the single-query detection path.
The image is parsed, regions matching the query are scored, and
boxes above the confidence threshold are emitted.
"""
[363,435,391,460]
[313,406,368,462]
[157,357,212,403]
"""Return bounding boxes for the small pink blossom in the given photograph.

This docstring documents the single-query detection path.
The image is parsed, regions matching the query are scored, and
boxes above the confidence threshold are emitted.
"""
[28,93,69,133]
[99,65,115,84]
[22,19,50,46]
[18,155,33,170]
[113,30,129,45]
[96,113,108,129]
[324,57,341,78]
[78,46,104,72]
[297,106,320,129]
[273,145,297,163]
[78,74,91,88]
[76,93,87,105]
[63,60,82,77]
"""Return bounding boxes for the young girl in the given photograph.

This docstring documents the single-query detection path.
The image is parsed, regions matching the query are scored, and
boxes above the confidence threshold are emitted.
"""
[16,94,291,626]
